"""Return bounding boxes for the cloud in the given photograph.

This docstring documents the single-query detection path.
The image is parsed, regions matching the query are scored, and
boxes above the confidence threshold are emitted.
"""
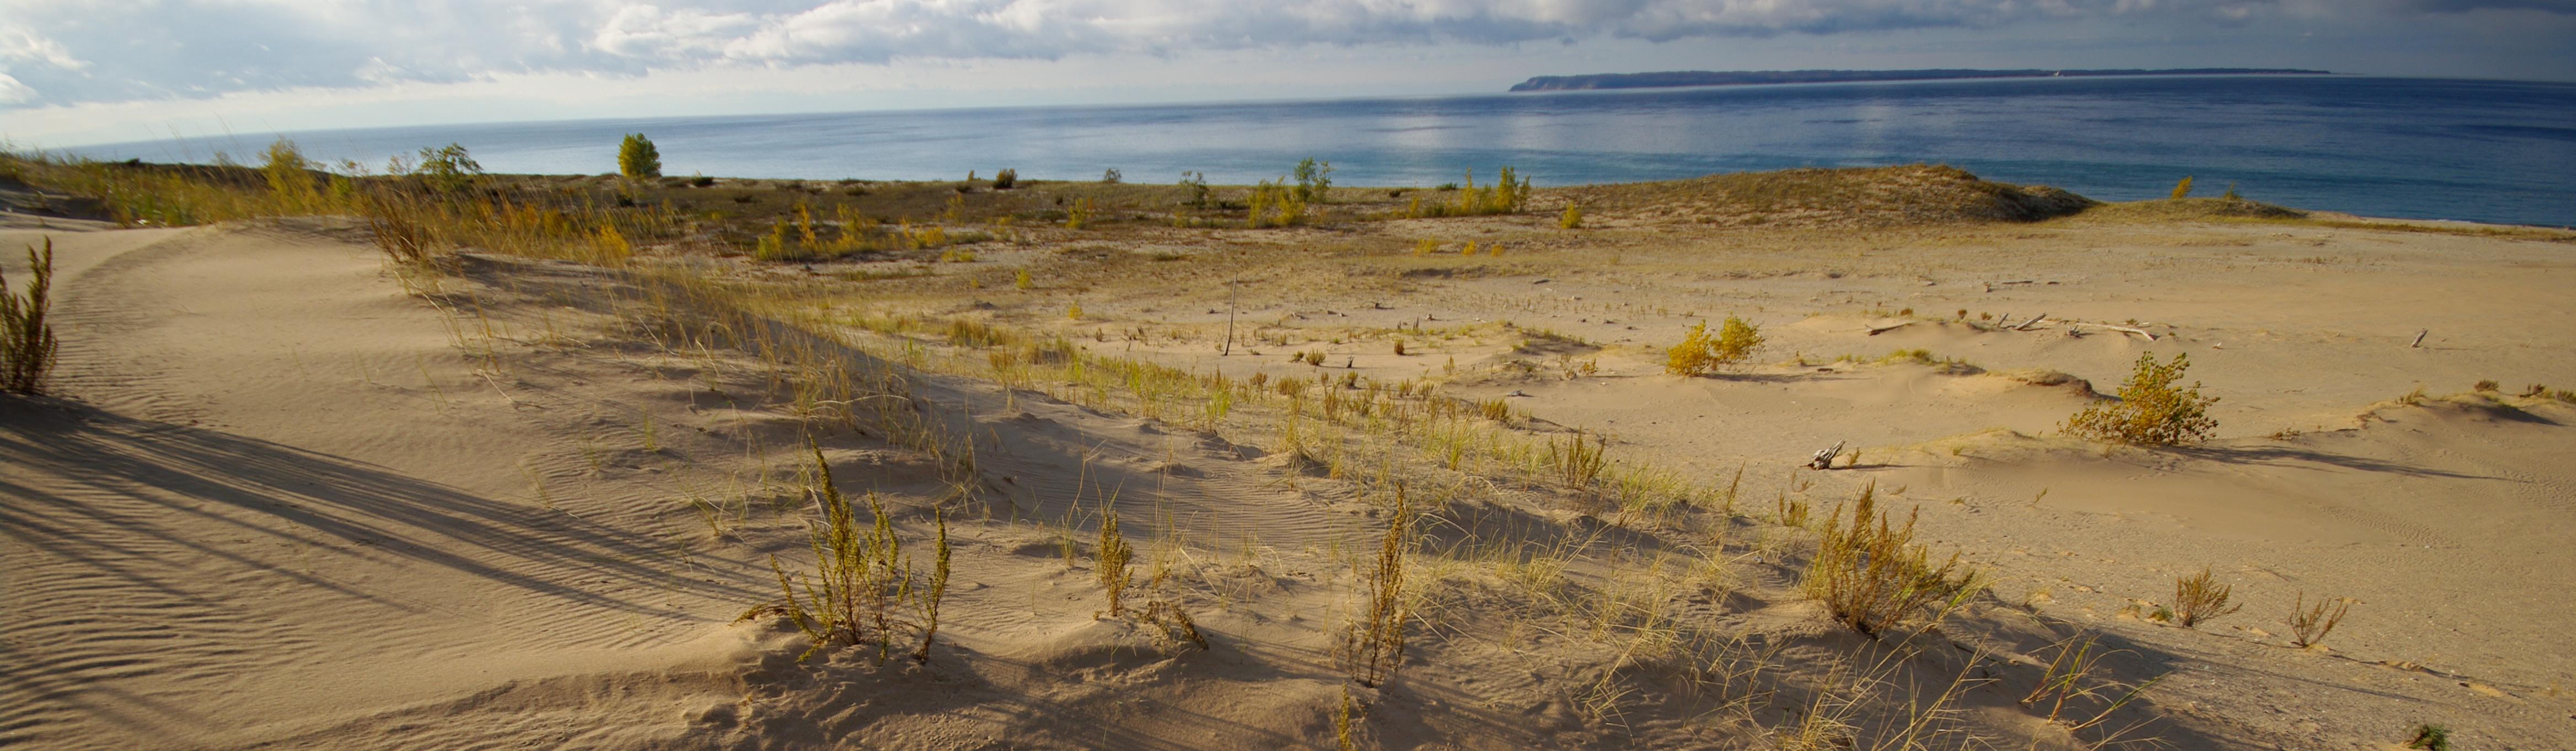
[0,0,2558,110]
[2400,0,2576,11]
[0,73,34,104]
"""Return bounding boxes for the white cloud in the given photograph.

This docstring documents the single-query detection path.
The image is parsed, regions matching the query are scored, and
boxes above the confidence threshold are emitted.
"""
[1,25,89,71]
[0,72,34,104]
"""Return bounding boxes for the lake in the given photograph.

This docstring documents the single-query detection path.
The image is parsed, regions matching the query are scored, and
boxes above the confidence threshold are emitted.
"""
[69,74,2576,227]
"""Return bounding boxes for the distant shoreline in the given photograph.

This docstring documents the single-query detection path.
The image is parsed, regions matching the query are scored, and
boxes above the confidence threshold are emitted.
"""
[1508,68,2334,92]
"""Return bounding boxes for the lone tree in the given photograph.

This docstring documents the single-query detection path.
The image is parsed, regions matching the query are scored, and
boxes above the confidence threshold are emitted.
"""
[618,133,662,179]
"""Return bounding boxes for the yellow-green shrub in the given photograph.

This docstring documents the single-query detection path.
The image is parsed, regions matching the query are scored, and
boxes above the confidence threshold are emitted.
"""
[1664,316,1763,376]
[2064,353,2219,445]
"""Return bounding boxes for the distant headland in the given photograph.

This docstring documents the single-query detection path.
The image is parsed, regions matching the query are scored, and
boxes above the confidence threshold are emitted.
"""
[1507,68,2333,92]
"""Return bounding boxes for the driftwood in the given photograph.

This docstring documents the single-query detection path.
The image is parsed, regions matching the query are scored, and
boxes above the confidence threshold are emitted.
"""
[1808,441,1845,470]
[2012,313,2050,331]
[2068,321,2158,340]
[1866,321,1916,336]
[2411,330,2428,348]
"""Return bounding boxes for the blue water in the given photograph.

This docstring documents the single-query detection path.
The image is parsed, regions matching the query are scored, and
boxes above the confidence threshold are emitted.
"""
[72,76,2576,227]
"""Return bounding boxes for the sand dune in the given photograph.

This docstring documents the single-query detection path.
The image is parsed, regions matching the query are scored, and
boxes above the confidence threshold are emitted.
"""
[6,167,2574,751]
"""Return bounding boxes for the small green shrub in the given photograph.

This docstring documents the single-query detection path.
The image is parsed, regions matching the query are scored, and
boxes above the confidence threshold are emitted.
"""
[1066,197,1096,229]
[1177,170,1209,208]
[260,140,319,212]
[1559,203,1582,229]
[2064,353,2219,446]
[992,168,1017,190]
[412,143,482,194]
[2405,723,2450,750]
[1247,179,1306,228]
[618,133,661,179]
[1401,167,1531,218]
[1294,157,1333,203]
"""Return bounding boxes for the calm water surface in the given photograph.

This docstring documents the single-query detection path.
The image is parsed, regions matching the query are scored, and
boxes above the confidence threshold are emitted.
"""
[73,76,2576,227]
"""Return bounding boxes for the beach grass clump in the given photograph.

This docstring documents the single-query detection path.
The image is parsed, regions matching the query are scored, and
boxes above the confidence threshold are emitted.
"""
[2170,567,2242,627]
[1802,481,1976,638]
[742,448,952,664]
[2,238,60,394]
[2020,632,2166,735]
[618,133,661,179]
[1545,431,1607,490]
[1559,203,1583,228]
[2065,353,2219,446]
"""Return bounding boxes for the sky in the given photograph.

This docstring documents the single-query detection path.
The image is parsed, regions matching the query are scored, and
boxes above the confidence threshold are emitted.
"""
[3,0,2573,148]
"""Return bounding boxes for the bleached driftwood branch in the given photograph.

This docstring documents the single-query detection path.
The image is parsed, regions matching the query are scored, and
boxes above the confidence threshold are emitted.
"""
[1808,441,1845,470]
[2068,321,2158,340]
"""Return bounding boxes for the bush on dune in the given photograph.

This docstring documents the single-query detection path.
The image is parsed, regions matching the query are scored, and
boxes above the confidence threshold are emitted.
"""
[2064,353,2219,446]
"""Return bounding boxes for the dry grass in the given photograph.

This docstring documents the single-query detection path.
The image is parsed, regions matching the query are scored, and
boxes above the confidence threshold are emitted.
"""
[1803,482,1977,638]
[743,448,951,663]
[2019,632,2167,741]
[1346,485,1414,687]
[1560,164,2094,228]
[2,237,60,394]
[2170,567,2242,627]
[1096,508,1134,617]
[2288,592,2352,648]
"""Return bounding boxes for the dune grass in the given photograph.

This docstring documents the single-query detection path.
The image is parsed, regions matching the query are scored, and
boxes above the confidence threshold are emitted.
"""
[743,448,953,664]
[2,238,59,394]
[1802,482,1979,638]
